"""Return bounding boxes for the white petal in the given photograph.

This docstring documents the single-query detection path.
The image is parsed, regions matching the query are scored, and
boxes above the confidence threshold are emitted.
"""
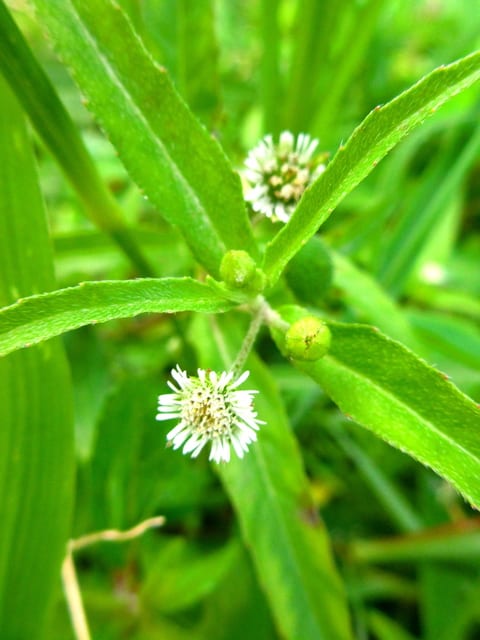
[209,440,222,463]
[191,439,207,458]
[230,370,250,389]
[172,429,191,449]
[183,434,202,454]
[221,439,231,463]
[279,130,294,151]
[158,393,179,404]
[230,435,245,459]
[157,412,181,421]
[171,367,188,389]
[167,422,187,440]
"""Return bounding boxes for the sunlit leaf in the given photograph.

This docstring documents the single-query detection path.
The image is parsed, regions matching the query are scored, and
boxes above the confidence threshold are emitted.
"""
[0,278,234,357]
[272,307,480,508]
[31,0,258,276]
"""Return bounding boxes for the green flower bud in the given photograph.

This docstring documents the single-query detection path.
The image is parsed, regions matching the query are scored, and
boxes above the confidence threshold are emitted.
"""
[284,316,331,361]
[220,250,266,293]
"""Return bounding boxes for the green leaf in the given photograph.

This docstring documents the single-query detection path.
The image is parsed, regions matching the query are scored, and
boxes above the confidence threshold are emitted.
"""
[325,423,422,534]
[0,1,153,275]
[191,314,353,640]
[141,538,237,614]
[0,76,74,637]
[352,522,480,565]
[368,610,418,640]
[272,307,480,508]
[199,543,276,640]
[0,278,234,357]
[31,0,258,276]
[263,51,480,284]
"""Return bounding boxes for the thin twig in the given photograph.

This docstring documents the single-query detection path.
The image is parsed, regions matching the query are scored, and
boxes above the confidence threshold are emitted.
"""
[63,515,165,640]
[68,516,165,552]
[62,552,92,640]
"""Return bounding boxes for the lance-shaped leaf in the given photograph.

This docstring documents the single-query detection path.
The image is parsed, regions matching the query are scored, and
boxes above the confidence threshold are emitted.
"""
[263,51,480,284]
[0,76,74,637]
[0,278,234,357]
[0,1,153,275]
[30,0,258,276]
[271,307,480,509]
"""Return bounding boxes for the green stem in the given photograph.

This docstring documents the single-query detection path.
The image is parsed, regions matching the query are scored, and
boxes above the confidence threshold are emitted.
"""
[230,298,289,376]
[229,298,265,375]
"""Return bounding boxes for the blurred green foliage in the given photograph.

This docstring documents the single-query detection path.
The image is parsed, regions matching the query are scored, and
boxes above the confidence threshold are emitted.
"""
[1,1,480,639]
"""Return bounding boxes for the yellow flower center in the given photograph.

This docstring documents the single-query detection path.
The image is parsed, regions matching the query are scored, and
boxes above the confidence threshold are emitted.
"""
[181,385,233,438]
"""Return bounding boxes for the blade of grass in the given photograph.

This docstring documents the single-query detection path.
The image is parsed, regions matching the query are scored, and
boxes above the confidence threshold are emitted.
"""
[330,249,421,349]
[351,520,480,565]
[312,0,385,142]
[176,0,222,128]
[260,0,282,134]
[0,75,74,638]
[378,114,480,295]
[0,1,154,275]
[325,422,422,534]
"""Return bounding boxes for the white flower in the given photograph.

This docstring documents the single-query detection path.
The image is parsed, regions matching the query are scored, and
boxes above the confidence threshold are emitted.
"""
[156,365,264,463]
[244,131,326,223]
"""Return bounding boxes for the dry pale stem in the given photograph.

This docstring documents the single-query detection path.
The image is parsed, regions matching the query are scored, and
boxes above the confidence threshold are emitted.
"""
[62,515,165,640]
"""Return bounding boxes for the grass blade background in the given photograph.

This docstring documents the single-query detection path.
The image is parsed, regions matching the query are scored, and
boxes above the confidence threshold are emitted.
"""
[0,76,74,638]
[260,0,281,134]
[191,314,353,640]
[272,308,480,509]
[126,0,222,129]
[175,0,222,128]
[0,278,234,357]
[263,50,480,284]
[377,115,480,295]
[311,0,385,142]
[0,1,153,275]
[329,249,420,349]
[31,0,258,276]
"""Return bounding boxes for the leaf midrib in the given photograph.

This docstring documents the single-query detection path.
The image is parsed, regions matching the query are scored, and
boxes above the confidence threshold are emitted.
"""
[67,0,226,254]
[321,354,480,467]
[249,429,348,639]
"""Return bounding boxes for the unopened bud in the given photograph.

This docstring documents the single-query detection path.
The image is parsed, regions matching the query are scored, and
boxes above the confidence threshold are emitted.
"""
[220,250,266,293]
[284,316,331,361]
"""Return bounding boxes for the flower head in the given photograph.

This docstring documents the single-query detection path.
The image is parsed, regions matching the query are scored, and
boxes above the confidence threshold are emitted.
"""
[156,365,264,463]
[244,131,326,223]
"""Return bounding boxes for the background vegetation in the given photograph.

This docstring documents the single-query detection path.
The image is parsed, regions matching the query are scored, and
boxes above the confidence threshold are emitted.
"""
[1,1,480,639]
